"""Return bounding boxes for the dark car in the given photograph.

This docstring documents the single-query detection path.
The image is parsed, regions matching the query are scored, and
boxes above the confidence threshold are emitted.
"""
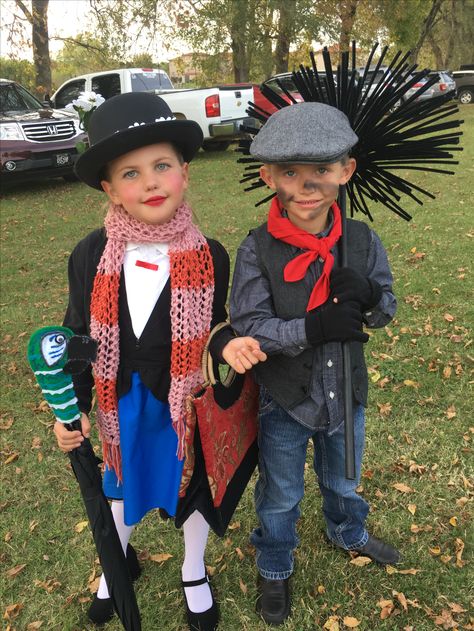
[452,70,474,104]
[0,78,86,184]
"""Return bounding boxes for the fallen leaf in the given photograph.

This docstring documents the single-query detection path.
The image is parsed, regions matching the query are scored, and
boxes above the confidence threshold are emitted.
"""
[398,568,421,575]
[403,379,420,388]
[228,521,240,530]
[5,564,26,579]
[3,603,23,619]
[323,616,340,630]
[27,622,43,630]
[429,546,442,556]
[74,520,89,533]
[434,608,456,629]
[444,313,455,322]
[407,504,417,515]
[149,553,173,563]
[317,584,326,594]
[447,601,467,613]
[378,598,394,619]
[0,418,14,430]
[394,591,408,612]
[88,576,100,594]
[235,547,244,561]
[350,556,372,567]
[449,516,458,527]
[446,405,457,419]
[377,402,392,416]
[393,483,414,493]
[4,452,19,465]
[239,578,247,594]
[343,616,360,627]
[454,538,465,567]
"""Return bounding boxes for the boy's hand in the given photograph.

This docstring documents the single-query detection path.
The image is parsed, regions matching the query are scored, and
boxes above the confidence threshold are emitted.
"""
[53,413,91,453]
[222,337,267,374]
[331,267,382,310]
[305,301,369,346]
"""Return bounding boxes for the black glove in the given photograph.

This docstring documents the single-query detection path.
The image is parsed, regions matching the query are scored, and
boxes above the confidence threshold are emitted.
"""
[330,267,382,311]
[305,300,369,346]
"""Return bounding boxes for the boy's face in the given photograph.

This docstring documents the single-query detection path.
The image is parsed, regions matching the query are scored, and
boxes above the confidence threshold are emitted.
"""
[260,159,356,233]
[101,142,189,225]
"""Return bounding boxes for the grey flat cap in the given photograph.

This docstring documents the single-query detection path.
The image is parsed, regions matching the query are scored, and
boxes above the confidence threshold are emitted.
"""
[250,102,358,163]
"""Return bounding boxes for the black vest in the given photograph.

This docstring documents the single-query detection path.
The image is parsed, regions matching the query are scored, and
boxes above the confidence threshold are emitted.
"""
[251,219,370,410]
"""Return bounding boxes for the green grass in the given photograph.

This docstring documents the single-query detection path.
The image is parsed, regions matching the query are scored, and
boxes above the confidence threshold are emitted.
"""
[1,107,473,631]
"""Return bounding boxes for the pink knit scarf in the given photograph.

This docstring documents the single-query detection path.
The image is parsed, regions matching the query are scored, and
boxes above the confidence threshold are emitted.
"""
[90,202,214,479]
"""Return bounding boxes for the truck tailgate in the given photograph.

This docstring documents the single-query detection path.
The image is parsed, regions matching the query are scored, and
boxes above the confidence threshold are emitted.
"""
[218,85,254,121]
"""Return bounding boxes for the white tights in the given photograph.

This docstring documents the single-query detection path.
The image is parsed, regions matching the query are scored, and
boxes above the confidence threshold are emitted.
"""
[97,505,212,614]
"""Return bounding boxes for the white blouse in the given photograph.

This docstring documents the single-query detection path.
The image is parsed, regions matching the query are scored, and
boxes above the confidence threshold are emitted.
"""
[123,242,170,339]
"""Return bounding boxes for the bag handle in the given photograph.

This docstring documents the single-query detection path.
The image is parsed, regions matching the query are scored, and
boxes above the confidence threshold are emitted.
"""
[202,322,236,387]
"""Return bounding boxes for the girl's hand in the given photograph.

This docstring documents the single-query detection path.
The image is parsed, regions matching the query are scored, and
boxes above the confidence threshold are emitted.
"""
[222,337,267,374]
[53,413,91,452]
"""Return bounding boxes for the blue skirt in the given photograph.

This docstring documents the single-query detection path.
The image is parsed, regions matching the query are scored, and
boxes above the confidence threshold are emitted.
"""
[103,372,184,526]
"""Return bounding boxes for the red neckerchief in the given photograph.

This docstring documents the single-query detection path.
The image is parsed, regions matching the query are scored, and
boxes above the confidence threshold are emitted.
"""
[267,197,342,311]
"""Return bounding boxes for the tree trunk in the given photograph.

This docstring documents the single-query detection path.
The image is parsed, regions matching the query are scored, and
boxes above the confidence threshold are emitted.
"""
[32,0,51,95]
[229,0,250,82]
[14,0,51,96]
[338,0,358,61]
[410,0,444,65]
[274,0,296,74]
[427,31,445,68]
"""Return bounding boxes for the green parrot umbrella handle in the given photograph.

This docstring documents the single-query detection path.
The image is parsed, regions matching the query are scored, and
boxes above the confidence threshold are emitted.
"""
[27,326,142,630]
[27,326,97,429]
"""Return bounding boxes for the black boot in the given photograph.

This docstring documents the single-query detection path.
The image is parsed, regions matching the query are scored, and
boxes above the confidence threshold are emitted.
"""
[88,544,141,625]
[353,535,401,565]
[256,575,291,625]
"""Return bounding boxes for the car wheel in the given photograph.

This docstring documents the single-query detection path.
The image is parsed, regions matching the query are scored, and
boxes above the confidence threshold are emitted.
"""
[202,141,230,151]
[458,88,473,104]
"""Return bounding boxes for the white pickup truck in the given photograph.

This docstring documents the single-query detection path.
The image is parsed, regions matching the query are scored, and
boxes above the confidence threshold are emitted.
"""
[50,68,254,151]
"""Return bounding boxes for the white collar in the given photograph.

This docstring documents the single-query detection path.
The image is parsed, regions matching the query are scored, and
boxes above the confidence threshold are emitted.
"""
[125,242,169,255]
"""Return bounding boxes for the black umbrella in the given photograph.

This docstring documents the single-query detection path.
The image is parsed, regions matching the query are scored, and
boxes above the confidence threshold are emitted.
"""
[28,327,141,630]
[238,41,463,479]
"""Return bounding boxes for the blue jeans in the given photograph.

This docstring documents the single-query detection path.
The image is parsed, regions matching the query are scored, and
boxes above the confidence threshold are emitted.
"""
[251,391,369,580]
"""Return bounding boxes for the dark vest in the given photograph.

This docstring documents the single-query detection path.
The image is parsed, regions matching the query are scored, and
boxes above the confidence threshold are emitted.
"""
[251,219,370,410]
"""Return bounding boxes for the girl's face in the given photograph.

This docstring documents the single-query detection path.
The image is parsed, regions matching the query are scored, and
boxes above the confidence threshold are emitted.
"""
[101,142,189,225]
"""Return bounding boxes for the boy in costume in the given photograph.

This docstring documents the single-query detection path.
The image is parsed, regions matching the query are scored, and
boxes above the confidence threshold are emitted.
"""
[230,102,399,625]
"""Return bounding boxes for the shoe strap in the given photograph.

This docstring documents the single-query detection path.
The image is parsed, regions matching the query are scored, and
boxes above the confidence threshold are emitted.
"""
[181,574,209,588]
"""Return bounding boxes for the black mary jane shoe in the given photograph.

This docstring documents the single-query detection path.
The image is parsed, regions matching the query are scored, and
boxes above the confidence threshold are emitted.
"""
[256,575,291,626]
[182,574,219,631]
[88,544,142,625]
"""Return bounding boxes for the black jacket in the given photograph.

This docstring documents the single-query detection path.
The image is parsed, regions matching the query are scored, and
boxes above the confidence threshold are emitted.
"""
[63,228,230,413]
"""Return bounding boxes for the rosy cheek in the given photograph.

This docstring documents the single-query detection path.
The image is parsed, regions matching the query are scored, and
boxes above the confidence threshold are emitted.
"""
[165,172,187,193]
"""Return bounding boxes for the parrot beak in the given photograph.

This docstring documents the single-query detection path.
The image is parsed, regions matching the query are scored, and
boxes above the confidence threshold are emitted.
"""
[64,336,98,375]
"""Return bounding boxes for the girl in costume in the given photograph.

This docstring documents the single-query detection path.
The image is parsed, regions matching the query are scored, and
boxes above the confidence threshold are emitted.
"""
[53,92,265,630]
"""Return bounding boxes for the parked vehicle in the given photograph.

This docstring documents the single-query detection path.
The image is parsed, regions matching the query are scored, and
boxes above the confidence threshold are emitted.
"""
[253,73,302,114]
[401,71,456,105]
[452,70,474,104]
[0,78,86,184]
[50,68,255,151]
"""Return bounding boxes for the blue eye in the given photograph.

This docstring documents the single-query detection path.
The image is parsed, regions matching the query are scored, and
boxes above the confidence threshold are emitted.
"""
[156,163,170,171]
[285,170,296,177]
[317,167,328,175]
[124,170,137,179]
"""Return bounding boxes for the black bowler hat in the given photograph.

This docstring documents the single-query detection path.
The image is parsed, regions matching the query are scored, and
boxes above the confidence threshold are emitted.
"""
[75,92,203,190]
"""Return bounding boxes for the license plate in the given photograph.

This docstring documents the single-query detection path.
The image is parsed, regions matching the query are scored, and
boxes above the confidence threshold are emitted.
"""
[54,153,72,167]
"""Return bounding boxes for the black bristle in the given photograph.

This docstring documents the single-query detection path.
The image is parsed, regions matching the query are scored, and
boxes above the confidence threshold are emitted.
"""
[238,42,462,220]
